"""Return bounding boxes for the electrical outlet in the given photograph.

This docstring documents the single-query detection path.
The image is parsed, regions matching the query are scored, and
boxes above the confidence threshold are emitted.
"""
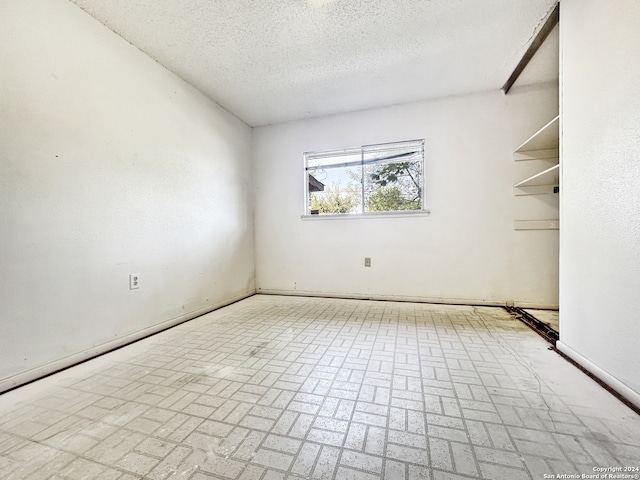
[129,273,140,290]
[364,257,371,267]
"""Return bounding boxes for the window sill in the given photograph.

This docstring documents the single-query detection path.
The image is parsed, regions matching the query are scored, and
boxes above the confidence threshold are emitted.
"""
[301,209,431,220]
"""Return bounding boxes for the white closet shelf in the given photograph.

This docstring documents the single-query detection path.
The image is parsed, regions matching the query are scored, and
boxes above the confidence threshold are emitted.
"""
[514,164,559,195]
[514,115,559,161]
[513,115,560,226]
[514,219,559,230]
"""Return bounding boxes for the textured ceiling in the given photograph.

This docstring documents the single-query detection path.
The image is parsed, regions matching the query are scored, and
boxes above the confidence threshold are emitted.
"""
[69,0,558,126]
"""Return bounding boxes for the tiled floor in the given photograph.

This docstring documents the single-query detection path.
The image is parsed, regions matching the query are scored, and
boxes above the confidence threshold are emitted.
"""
[1,295,639,480]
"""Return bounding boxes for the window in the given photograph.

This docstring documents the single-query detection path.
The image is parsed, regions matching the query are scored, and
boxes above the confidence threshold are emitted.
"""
[304,139,425,216]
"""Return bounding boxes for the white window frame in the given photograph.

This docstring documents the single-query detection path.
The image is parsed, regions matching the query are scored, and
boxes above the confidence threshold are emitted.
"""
[303,139,426,218]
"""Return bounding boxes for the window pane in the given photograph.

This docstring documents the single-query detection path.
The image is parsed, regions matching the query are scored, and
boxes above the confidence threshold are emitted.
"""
[363,146,423,213]
[307,160,362,215]
[305,140,424,215]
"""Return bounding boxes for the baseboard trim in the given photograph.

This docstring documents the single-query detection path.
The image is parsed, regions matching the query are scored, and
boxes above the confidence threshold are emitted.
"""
[256,289,558,310]
[556,341,640,411]
[0,290,256,395]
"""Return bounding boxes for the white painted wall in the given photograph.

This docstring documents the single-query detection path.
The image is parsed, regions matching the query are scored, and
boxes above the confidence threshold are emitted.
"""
[558,0,640,405]
[254,86,559,307]
[0,0,254,391]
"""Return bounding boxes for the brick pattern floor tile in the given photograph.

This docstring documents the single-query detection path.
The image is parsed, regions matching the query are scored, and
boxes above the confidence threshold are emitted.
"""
[1,295,639,479]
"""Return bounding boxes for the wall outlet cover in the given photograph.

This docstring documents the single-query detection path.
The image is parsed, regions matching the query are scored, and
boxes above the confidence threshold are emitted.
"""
[129,273,140,290]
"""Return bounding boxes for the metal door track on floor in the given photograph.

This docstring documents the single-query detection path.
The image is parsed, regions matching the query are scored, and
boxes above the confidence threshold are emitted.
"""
[505,306,559,346]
